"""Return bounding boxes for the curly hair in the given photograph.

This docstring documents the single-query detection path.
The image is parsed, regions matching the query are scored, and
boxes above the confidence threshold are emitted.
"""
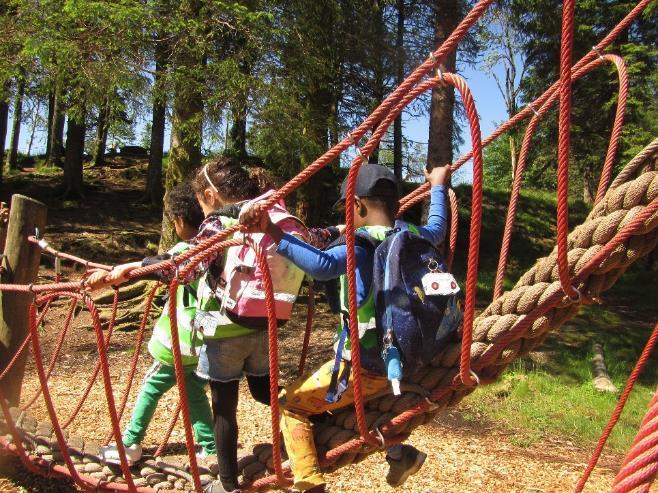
[167,180,204,229]
[191,156,278,202]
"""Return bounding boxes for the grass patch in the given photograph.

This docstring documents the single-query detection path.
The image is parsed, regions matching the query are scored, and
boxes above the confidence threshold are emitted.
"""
[454,183,657,453]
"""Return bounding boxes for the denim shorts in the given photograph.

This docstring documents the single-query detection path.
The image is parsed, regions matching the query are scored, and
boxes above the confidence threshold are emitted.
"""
[196,331,269,382]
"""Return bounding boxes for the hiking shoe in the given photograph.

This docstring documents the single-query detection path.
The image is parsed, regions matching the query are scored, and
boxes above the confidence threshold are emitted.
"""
[202,480,241,493]
[99,443,142,466]
[385,444,427,487]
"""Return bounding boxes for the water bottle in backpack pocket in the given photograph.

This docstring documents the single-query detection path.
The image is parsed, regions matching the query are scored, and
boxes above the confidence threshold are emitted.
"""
[372,228,463,391]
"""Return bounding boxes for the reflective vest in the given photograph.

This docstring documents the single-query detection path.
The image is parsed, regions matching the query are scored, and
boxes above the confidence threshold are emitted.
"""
[148,242,202,366]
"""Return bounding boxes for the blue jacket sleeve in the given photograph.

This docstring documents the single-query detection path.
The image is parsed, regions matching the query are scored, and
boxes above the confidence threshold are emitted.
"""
[417,185,449,247]
[276,235,370,281]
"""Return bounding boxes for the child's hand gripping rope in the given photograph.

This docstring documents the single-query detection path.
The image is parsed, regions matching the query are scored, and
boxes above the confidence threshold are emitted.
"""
[84,262,142,291]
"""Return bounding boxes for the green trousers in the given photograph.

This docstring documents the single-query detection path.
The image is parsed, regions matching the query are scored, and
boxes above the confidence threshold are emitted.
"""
[123,361,216,455]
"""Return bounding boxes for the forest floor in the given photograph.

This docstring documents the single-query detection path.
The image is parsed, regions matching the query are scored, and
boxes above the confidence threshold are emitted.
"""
[0,159,656,492]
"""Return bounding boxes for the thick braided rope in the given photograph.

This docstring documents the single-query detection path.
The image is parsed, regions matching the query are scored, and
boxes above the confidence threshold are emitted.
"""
[493,54,629,300]
[575,320,658,492]
[612,385,658,492]
[248,170,658,489]
[610,137,658,191]
[398,0,653,213]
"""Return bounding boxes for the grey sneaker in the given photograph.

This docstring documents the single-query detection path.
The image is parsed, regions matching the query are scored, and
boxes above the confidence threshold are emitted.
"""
[202,480,241,493]
[385,444,427,487]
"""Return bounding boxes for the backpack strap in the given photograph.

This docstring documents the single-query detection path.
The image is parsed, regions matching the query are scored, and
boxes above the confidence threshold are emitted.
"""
[326,315,352,404]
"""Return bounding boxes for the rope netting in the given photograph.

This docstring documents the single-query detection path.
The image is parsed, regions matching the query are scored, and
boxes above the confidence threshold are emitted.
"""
[0,0,657,491]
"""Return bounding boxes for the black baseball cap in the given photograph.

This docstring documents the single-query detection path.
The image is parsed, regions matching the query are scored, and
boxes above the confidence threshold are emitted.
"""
[333,164,399,209]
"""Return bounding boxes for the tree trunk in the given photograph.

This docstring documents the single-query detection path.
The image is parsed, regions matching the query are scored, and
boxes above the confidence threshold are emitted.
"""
[228,59,249,159]
[426,0,458,171]
[583,165,595,204]
[45,91,54,159]
[228,103,247,158]
[509,133,518,181]
[93,98,109,167]
[62,107,86,199]
[7,78,26,170]
[0,85,10,183]
[145,39,169,205]
[26,99,40,157]
[47,85,65,167]
[297,87,334,226]
[159,0,204,251]
[393,0,405,181]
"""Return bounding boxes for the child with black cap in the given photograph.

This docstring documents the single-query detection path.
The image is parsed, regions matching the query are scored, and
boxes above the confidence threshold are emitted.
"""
[239,163,451,493]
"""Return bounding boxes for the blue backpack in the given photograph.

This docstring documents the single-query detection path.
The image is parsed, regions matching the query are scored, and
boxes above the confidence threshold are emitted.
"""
[371,225,462,378]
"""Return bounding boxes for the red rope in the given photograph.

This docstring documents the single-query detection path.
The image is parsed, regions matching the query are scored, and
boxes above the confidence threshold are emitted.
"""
[104,283,159,445]
[154,400,181,457]
[61,289,119,429]
[254,244,288,486]
[611,385,658,493]
[492,54,629,300]
[555,0,579,300]
[21,298,77,411]
[298,283,315,377]
[28,236,112,271]
[398,0,651,215]
[574,320,658,492]
[165,277,202,493]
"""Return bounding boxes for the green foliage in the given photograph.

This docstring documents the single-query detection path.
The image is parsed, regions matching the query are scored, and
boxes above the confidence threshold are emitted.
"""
[511,0,658,199]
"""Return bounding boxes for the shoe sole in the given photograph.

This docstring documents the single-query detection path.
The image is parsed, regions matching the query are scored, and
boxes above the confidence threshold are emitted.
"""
[388,450,427,487]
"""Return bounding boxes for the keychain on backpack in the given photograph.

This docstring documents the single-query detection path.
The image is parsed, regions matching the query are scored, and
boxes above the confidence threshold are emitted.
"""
[421,258,460,296]
[382,329,402,395]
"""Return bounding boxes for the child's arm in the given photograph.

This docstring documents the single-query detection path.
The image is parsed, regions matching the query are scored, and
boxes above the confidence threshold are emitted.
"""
[240,208,367,281]
[84,261,142,291]
[416,165,451,247]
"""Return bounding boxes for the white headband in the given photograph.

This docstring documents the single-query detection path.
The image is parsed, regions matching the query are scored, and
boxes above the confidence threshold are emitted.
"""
[203,163,219,193]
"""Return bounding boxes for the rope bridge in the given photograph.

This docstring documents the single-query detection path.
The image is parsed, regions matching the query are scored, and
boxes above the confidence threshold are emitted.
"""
[1,0,658,491]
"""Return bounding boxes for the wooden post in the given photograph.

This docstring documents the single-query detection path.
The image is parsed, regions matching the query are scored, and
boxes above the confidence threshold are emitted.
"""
[0,194,47,406]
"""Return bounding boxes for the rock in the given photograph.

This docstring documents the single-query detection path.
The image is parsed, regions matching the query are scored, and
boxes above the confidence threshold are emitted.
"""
[242,460,266,481]
[199,474,214,485]
[89,471,108,480]
[140,465,159,477]
[102,465,116,476]
[74,464,86,473]
[133,477,149,488]
[36,423,53,438]
[20,414,37,433]
[146,472,167,485]
[84,462,103,473]
[174,478,188,490]
[35,444,51,455]
[153,481,174,491]
[237,454,257,471]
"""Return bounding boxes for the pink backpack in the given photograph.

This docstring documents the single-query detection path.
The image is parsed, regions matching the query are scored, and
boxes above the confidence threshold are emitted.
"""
[220,191,309,328]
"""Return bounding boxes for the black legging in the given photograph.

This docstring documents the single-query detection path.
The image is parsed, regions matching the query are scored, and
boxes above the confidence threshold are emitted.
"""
[210,375,271,490]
